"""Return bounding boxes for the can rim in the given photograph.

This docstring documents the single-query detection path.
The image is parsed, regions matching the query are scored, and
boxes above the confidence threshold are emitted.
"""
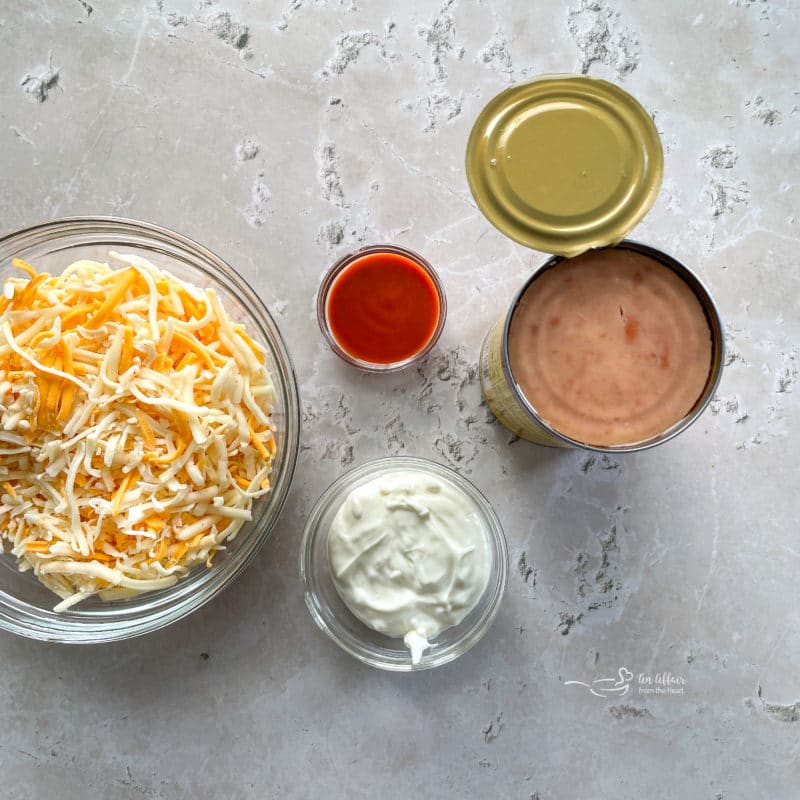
[499,240,726,453]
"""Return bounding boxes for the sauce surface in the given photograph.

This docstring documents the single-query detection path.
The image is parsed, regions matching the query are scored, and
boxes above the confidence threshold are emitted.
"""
[326,252,440,364]
[508,248,712,446]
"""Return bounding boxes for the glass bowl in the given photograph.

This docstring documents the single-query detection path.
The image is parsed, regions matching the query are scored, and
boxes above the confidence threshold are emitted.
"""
[0,217,300,642]
[300,456,508,671]
[316,244,447,373]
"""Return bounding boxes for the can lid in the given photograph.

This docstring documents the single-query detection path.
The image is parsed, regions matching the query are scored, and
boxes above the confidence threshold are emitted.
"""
[465,75,663,257]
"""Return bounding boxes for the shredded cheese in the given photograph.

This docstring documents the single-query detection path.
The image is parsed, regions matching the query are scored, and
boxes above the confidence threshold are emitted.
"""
[0,254,277,612]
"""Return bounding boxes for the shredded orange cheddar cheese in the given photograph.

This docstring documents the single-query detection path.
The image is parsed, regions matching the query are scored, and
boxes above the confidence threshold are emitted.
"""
[0,253,276,611]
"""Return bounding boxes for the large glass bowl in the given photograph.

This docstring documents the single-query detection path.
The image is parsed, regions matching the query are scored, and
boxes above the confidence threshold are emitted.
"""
[0,217,300,642]
[300,457,508,671]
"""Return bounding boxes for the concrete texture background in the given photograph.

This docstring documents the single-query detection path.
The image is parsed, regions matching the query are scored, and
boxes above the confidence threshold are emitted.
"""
[1,0,798,797]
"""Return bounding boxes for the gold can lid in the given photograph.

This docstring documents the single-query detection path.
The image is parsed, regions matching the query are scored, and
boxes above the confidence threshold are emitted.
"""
[465,75,663,257]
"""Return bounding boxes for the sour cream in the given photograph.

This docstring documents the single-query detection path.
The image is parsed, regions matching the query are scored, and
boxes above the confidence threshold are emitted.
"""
[327,469,491,664]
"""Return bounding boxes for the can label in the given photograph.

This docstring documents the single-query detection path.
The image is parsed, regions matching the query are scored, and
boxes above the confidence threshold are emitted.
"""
[479,317,569,448]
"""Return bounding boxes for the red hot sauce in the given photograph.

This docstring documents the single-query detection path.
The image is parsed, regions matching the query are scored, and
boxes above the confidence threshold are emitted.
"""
[325,249,442,366]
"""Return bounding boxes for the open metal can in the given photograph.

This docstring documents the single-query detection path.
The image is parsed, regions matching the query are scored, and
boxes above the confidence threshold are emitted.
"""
[468,75,725,452]
[479,241,725,453]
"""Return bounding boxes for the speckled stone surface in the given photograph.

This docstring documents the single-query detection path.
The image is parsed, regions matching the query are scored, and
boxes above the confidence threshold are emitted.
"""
[1,1,798,797]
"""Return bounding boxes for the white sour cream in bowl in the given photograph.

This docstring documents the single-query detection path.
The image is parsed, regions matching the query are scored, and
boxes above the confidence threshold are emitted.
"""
[300,457,508,671]
[328,470,491,664]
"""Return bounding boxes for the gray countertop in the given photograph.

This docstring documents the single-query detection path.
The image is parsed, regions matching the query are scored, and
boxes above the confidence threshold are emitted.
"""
[1,1,798,797]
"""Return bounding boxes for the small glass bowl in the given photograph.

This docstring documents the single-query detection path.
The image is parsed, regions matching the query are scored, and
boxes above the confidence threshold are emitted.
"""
[316,244,447,373]
[0,217,300,642]
[300,456,508,671]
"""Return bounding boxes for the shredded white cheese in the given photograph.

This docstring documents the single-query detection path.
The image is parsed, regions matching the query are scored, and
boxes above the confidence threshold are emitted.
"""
[0,254,277,612]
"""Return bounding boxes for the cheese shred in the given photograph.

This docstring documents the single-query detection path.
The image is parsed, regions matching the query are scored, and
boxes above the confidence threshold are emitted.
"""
[0,254,277,611]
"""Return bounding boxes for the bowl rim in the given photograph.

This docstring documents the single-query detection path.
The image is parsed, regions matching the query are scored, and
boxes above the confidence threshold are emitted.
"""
[299,455,508,671]
[0,216,301,642]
